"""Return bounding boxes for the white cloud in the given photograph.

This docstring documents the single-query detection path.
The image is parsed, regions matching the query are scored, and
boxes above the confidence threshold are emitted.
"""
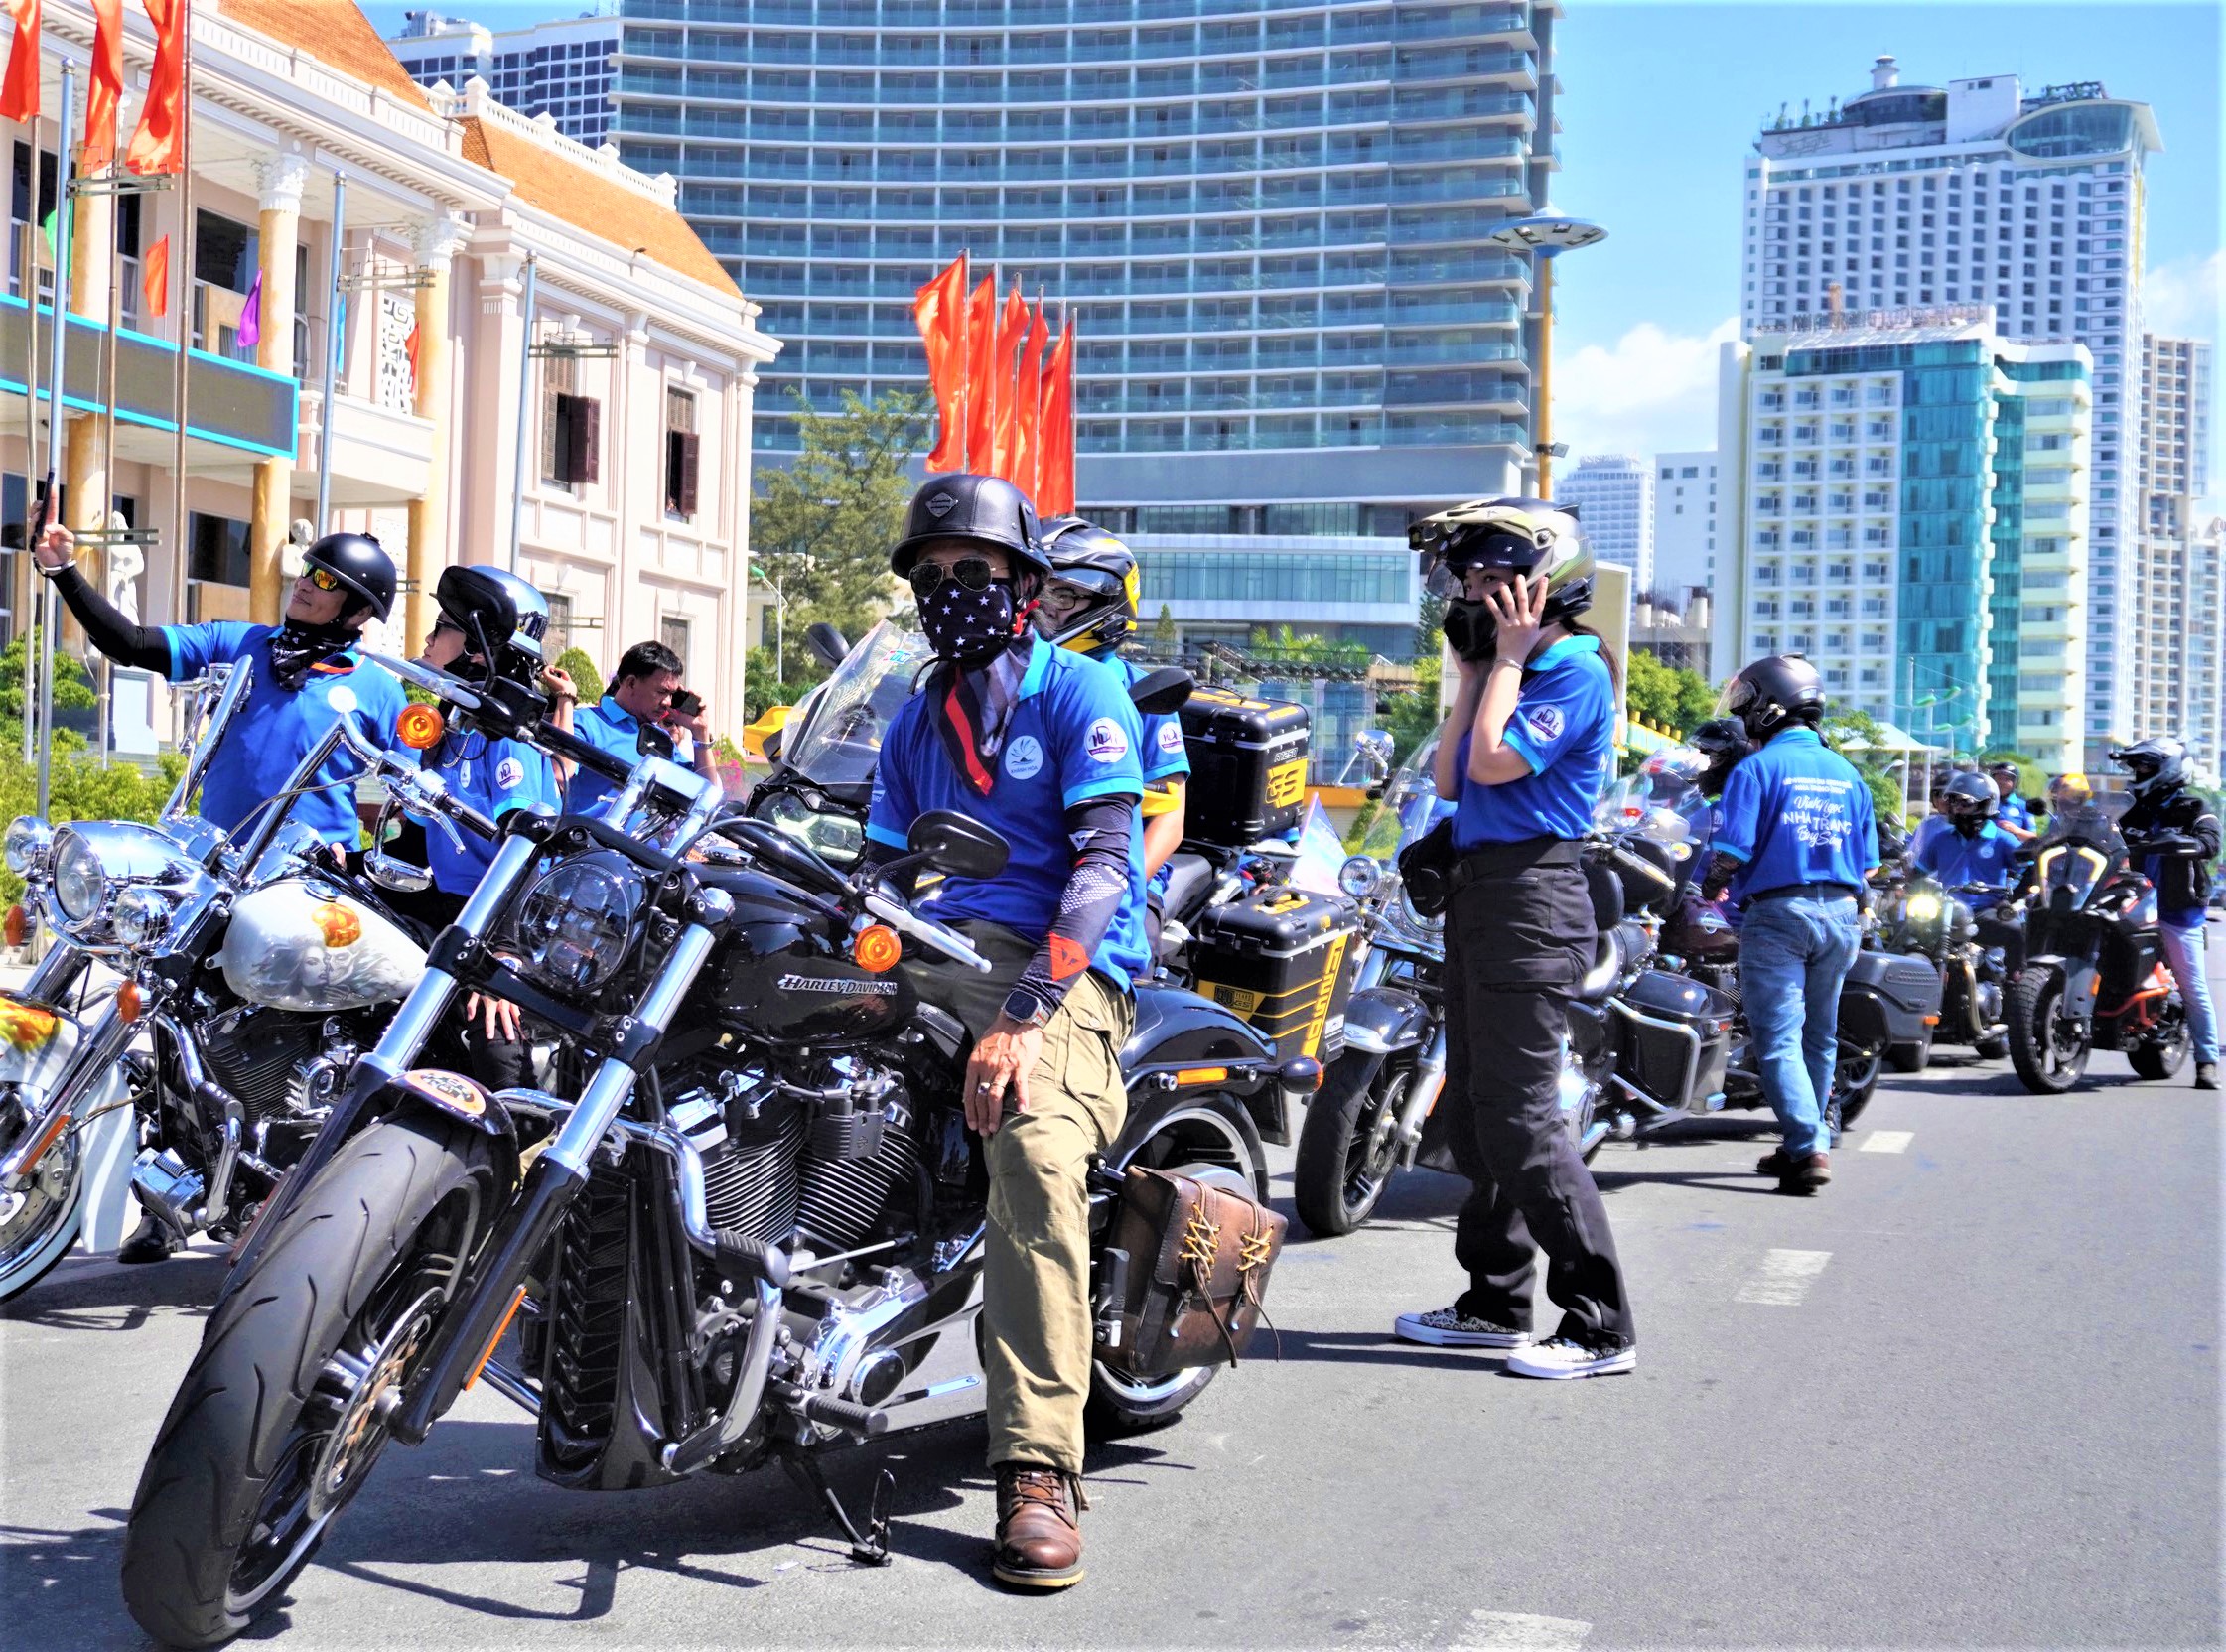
[2142,251,2223,343]
[1551,315,1739,464]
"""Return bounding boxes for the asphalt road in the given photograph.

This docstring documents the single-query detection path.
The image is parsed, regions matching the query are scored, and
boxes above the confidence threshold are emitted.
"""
[4,953,2220,1651]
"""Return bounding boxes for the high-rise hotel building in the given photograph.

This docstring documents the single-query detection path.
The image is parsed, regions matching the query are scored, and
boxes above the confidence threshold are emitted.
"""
[606,0,1564,658]
[1741,57,2159,761]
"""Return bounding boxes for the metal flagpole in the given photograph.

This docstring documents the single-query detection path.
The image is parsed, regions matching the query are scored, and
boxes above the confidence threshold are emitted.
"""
[506,252,535,572]
[19,215,39,766]
[96,159,124,767]
[314,167,343,529]
[37,65,75,823]
[167,0,193,633]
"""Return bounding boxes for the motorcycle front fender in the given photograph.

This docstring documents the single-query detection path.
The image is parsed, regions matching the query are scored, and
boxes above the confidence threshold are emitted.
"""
[2055,958,2100,1026]
[73,1066,141,1254]
[1337,986,1433,1056]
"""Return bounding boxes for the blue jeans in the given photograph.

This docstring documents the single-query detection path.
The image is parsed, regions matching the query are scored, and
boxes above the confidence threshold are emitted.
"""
[2158,916,2218,1066]
[1739,895,1864,1158]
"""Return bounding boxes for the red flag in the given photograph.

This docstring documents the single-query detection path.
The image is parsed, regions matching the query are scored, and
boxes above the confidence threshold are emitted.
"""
[1039,317,1076,516]
[81,0,123,172]
[912,252,968,473]
[235,268,262,347]
[141,231,168,318]
[990,282,1027,482]
[1014,298,1048,501]
[0,0,40,124]
[406,319,421,393]
[126,0,187,177]
[964,274,996,475]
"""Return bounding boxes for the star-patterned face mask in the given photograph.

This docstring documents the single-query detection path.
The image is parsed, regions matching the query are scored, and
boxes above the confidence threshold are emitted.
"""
[915,569,1020,666]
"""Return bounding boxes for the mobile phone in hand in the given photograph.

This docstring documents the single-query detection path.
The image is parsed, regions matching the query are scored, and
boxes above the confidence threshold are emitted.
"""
[670,688,705,720]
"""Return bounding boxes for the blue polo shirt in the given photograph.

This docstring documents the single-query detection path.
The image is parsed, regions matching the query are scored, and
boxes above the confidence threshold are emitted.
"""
[417,730,558,896]
[1451,634,1614,849]
[867,637,1151,991]
[166,622,404,847]
[566,695,671,816]
[1713,727,1880,902]
[1913,821,2020,900]
[1910,814,1952,858]
[1998,793,2033,833]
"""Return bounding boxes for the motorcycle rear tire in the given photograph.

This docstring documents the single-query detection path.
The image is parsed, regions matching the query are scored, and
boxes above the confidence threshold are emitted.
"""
[1975,1032,2011,1062]
[1833,1047,1882,1129]
[1887,1030,1933,1074]
[2008,967,2089,1094]
[2127,998,2190,1081]
[1293,1050,1404,1237]
[120,1118,491,1649]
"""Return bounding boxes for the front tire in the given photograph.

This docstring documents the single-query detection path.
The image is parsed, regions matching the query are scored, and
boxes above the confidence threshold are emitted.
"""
[2009,967,2090,1094]
[1833,1045,1882,1130]
[0,1128,86,1304]
[120,1120,490,1648]
[1293,1052,1406,1237]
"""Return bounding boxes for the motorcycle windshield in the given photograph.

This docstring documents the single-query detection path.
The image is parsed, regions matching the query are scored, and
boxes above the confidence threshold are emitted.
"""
[776,621,935,792]
[1357,736,1450,862]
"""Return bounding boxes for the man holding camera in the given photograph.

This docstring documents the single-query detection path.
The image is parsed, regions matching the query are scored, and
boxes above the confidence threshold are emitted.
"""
[567,639,718,813]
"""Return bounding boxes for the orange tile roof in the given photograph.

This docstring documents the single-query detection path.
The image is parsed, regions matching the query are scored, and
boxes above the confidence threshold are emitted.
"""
[214,0,433,112]
[459,116,741,300]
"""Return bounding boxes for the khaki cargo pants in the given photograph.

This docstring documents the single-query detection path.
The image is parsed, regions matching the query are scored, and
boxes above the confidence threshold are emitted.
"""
[905,922,1132,1474]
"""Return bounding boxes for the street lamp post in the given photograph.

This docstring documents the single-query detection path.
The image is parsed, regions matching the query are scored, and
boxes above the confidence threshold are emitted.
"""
[748,560,787,690]
[1485,211,1607,499]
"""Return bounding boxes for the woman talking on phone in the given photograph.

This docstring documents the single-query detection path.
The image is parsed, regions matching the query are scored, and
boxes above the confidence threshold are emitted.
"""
[1391,499,1636,1380]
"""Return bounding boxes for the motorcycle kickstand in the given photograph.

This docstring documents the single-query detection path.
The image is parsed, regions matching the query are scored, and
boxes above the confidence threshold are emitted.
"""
[780,1448,895,1567]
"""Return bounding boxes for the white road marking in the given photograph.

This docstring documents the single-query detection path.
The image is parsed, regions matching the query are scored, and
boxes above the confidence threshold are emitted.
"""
[1456,1610,1593,1649]
[1736,1248,1833,1306]
[1861,1130,1915,1154]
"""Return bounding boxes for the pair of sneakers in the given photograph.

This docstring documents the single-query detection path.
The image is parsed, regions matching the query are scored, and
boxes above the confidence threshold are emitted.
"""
[1392,1306,1635,1379]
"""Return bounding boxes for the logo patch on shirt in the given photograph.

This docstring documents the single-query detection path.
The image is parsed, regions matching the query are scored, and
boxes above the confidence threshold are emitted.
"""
[1521,704,1565,747]
[1004,735,1044,780]
[326,685,359,716]
[496,757,526,791]
[1157,721,1185,755]
[1085,717,1129,764]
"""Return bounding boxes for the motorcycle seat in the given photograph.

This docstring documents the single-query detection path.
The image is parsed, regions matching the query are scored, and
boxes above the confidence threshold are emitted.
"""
[1160,852,1217,931]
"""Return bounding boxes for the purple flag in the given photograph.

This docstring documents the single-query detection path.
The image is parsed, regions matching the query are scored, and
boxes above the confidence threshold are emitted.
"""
[236,269,263,349]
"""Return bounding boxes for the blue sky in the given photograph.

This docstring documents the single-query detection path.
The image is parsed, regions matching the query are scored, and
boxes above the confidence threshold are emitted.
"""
[364,0,2222,492]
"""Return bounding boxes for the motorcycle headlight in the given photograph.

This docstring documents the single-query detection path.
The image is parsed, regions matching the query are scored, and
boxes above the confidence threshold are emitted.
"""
[1338,855,1381,899]
[515,859,642,994]
[4,815,52,877]
[1905,892,1942,923]
[112,886,175,949]
[53,833,109,923]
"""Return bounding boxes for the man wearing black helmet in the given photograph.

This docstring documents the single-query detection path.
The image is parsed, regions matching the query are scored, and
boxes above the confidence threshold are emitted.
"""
[865,474,1151,1588]
[1988,760,2036,843]
[35,518,404,854]
[1400,497,1637,1380]
[1703,654,1879,1193]
[1913,770,2021,908]
[2112,736,2219,1090]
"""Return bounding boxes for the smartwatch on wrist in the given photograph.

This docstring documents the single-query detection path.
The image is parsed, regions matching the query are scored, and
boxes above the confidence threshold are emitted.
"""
[1001,987,1052,1030]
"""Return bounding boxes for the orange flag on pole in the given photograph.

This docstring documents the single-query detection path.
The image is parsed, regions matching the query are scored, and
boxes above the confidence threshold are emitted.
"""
[1014,297,1049,501]
[990,282,1027,482]
[141,231,169,317]
[0,0,41,124]
[126,0,187,176]
[964,274,996,475]
[81,0,124,171]
[912,252,968,474]
[1038,316,1076,516]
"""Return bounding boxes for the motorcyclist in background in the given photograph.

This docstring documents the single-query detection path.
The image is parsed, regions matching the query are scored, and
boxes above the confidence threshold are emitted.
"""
[1989,761,2036,843]
[2111,737,2220,1091]
[1913,771,2021,908]
[1033,518,1190,954]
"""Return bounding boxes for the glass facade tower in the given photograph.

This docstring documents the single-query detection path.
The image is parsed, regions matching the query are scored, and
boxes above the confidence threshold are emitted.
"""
[610,0,1560,519]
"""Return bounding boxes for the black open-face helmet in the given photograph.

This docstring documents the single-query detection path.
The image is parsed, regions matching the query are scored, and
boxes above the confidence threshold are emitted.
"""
[1688,717,1752,796]
[1410,496,1595,624]
[304,531,397,622]
[1718,653,1826,742]
[890,474,1049,583]
[2110,735,2187,802]
[1037,516,1141,655]
[435,564,549,684]
[1942,770,1999,835]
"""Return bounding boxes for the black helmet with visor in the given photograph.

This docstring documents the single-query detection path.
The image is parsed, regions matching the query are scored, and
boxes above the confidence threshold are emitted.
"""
[1411,497,1594,661]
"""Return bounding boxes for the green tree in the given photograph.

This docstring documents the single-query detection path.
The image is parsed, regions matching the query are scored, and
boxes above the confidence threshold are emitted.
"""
[554,645,603,708]
[1625,647,1715,735]
[1245,623,1371,669]
[749,389,926,670]
[1378,654,1443,765]
[741,644,833,725]
[1823,706,1912,825]
[0,630,96,749]
[1978,746,2041,805]
[1414,591,1446,659]
[1152,602,1178,653]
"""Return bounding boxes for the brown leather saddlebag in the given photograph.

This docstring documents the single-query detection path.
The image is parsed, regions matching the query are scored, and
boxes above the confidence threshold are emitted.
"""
[1095,1166,1286,1380]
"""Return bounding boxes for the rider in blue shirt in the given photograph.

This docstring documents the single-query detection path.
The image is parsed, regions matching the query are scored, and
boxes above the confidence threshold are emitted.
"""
[566,640,718,816]
[863,474,1147,1588]
[1913,771,2020,906]
[37,521,402,848]
[1705,654,1880,1192]
[1988,761,2036,843]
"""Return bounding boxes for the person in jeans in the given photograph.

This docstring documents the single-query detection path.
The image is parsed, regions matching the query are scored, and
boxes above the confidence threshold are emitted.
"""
[2112,737,2219,1091]
[1393,497,1635,1380]
[1704,654,1880,1194]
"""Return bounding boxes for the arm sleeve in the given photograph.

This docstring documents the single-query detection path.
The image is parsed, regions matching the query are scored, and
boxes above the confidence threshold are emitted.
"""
[1711,761,1760,865]
[1858,784,1880,871]
[1498,660,1605,776]
[1016,794,1139,1011]
[486,741,547,819]
[46,565,174,672]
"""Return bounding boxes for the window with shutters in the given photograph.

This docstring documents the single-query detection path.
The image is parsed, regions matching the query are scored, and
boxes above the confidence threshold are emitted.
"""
[659,616,690,669]
[540,354,600,489]
[664,387,701,520]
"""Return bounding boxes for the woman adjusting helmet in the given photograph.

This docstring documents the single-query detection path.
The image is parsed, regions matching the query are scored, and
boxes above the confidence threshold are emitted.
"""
[1036,517,1141,656]
[1411,497,1594,661]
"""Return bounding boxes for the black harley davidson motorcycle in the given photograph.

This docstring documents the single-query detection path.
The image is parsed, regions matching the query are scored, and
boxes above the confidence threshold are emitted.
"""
[1878,871,2017,1062]
[121,623,1308,1647]
[2008,803,2190,1093]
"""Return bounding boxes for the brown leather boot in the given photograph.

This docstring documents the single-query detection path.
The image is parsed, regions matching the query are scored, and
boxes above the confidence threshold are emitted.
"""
[992,1461,1086,1589]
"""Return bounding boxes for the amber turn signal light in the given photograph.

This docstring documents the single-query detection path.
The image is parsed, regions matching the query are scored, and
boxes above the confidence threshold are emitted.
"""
[852,923,903,974]
[3,904,24,948]
[115,982,144,1023]
[396,702,447,751]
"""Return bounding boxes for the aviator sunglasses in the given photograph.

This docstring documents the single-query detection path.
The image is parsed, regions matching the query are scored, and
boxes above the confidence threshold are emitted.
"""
[907,556,1003,599]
